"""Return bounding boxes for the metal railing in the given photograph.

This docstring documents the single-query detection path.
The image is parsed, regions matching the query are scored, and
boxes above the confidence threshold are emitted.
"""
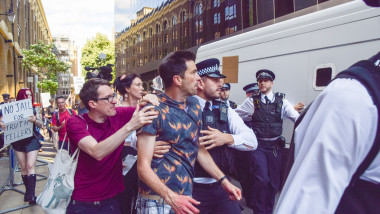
[0,132,48,214]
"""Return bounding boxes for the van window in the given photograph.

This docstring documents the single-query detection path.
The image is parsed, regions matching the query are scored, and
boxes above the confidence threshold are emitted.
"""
[313,64,335,90]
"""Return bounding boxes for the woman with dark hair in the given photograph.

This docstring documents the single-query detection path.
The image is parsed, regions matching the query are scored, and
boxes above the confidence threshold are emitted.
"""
[12,88,43,204]
[114,73,144,214]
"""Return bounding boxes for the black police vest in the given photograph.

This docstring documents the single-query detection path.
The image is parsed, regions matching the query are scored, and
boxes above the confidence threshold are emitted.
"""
[251,93,284,138]
[194,100,234,178]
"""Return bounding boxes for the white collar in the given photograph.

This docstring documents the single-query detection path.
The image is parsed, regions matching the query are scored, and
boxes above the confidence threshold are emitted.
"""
[260,91,274,102]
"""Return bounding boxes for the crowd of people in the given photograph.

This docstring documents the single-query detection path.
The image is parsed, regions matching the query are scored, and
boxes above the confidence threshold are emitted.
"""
[0,47,378,214]
[1,1,378,211]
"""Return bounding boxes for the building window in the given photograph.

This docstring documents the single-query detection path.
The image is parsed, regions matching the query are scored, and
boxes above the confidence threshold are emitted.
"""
[214,0,220,8]
[214,13,221,24]
[195,3,202,15]
[165,34,169,43]
[163,20,168,30]
[225,4,237,20]
[149,28,153,36]
[199,20,203,32]
[172,16,177,25]
[156,24,161,34]
[181,11,186,22]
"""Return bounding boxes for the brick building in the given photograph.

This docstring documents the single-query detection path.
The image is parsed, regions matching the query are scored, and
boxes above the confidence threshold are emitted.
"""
[0,0,52,99]
[115,0,335,90]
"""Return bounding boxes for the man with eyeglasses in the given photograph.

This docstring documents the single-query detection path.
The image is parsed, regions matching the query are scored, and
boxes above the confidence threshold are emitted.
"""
[66,78,158,213]
[52,95,76,151]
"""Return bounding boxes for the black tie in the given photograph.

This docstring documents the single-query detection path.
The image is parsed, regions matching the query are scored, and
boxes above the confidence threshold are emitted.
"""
[265,96,270,104]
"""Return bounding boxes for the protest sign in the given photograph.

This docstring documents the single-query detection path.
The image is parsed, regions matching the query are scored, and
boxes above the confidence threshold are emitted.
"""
[4,119,33,144]
[1,99,34,146]
[73,76,85,94]
[1,99,33,123]
[40,93,51,108]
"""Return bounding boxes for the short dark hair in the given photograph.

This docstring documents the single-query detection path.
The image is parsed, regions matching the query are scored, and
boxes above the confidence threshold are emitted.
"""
[55,95,66,102]
[114,73,141,95]
[159,50,196,88]
[80,78,111,110]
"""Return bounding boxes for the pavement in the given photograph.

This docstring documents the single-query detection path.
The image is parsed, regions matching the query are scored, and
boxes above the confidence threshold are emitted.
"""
[0,137,253,214]
[0,138,56,214]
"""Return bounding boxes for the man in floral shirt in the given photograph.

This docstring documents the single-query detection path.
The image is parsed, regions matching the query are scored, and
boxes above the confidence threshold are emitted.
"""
[137,51,241,214]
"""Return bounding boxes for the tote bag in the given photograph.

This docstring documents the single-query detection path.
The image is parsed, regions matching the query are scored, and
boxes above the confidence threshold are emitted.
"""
[37,133,79,214]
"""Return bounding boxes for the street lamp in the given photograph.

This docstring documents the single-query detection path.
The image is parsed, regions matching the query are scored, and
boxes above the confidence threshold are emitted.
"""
[0,9,16,23]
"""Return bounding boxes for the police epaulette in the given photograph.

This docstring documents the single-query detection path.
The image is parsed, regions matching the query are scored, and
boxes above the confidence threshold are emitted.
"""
[275,92,285,100]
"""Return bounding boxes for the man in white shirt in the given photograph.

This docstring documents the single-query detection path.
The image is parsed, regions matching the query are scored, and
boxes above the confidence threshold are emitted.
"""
[274,52,380,213]
[235,69,299,214]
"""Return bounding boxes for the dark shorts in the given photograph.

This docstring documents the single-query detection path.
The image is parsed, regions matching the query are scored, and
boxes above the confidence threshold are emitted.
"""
[11,137,41,153]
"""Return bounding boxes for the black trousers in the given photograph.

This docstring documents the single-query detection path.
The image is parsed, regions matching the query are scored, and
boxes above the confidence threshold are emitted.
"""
[234,150,255,206]
[193,181,241,214]
[248,145,283,214]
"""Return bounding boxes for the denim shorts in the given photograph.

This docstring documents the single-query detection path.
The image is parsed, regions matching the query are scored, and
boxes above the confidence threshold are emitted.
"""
[12,137,41,153]
[136,193,174,214]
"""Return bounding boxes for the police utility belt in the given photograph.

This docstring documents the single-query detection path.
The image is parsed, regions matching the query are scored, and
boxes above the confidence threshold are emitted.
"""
[257,136,285,149]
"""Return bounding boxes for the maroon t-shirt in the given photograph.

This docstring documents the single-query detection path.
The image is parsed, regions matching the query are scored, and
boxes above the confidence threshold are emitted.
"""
[52,109,77,141]
[66,107,135,201]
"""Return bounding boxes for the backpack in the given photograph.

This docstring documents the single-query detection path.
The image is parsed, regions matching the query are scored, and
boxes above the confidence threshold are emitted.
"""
[55,109,74,126]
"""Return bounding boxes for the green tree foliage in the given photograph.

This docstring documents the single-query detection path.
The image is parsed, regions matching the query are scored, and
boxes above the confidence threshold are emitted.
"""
[22,40,70,95]
[81,33,115,79]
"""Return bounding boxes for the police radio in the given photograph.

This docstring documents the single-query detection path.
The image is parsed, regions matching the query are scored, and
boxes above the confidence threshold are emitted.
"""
[219,102,228,122]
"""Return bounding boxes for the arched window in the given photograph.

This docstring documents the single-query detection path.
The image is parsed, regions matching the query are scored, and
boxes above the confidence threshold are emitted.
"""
[172,16,177,26]
[156,23,161,34]
[163,20,168,30]
[195,3,202,15]
[149,27,153,36]
[181,11,186,22]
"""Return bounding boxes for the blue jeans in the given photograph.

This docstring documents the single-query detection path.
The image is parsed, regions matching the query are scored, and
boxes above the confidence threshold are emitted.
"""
[66,197,121,214]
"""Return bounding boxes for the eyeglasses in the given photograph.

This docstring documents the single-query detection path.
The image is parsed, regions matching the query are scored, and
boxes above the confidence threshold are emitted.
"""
[95,93,117,103]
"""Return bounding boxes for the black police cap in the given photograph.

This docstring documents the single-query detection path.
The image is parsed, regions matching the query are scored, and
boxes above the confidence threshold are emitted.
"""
[256,69,275,81]
[243,83,259,93]
[221,83,231,90]
[2,93,10,99]
[196,58,226,78]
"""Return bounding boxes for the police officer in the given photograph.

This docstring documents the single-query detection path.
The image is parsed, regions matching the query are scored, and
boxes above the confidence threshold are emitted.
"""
[243,83,260,98]
[235,69,299,214]
[1,93,10,104]
[193,58,257,213]
[220,83,237,109]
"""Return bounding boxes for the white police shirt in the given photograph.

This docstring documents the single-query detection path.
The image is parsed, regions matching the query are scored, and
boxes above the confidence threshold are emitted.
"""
[274,78,379,214]
[235,91,299,139]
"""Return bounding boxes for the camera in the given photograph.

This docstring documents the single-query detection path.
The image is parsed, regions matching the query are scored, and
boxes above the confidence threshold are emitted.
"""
[85,64,114,81]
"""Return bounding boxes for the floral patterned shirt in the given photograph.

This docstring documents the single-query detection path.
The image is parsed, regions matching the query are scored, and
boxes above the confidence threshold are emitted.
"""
[137,93,202,196]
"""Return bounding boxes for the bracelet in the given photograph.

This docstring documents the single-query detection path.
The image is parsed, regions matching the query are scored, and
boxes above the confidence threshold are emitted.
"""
[217,175,227,184]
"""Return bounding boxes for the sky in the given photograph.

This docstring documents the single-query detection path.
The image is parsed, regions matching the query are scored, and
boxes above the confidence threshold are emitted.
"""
[41,0,114,74]
[41,0,167,74]
[115,0,166,33]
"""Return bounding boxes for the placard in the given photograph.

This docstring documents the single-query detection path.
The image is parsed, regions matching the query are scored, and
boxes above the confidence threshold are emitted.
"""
[1,99,34,123]
[1,99,34,146]
[4,119,33,145]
